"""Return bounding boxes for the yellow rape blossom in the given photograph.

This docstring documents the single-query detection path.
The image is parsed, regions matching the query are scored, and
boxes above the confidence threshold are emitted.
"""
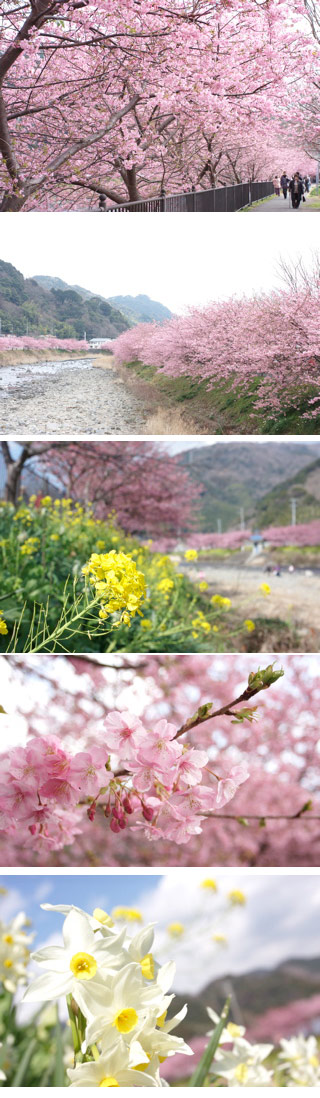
[259,583,271,596]
[82,551,146,623]
[211,595,231,610]
[184,549,198,561]
[0,614,8,636]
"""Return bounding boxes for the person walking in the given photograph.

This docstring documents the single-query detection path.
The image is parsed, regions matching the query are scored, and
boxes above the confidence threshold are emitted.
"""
[289,172,304,208]
[304,174,311,193]
[280,172,289,198]
[273,174,281,196]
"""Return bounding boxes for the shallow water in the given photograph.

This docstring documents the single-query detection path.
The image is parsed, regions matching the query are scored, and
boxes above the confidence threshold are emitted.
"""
[0,357,94,391]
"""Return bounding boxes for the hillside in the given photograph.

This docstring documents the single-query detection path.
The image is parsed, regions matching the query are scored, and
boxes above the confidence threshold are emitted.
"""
[173,956,320,1042]
[255,458,320,527]
[106,293,172,324]
[0,261,129,340]
[33,280,172,325]
[179,443,320,530]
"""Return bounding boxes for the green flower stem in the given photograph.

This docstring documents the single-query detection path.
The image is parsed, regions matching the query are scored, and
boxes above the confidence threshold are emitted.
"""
[26,595,102,652]
[188,998,230,1086]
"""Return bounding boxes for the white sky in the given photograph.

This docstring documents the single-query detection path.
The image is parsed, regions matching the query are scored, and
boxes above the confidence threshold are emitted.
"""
[1,213,320,314]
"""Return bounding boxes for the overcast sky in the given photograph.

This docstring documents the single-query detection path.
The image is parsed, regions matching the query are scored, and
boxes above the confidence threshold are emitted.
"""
[1,213,320,314]
[3,871,320,1000]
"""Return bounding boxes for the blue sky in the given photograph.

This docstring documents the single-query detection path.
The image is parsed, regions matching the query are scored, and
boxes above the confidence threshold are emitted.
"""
[0,875,159,944]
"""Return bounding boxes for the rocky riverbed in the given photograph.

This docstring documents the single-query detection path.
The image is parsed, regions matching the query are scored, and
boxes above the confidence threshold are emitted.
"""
[0,356,147,434]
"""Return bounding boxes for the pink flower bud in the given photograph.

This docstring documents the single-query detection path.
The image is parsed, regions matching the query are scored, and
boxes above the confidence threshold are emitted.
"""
[87,803,96,822]
[110,818,121,834]
[123,796,133,814]
[142,804,154,822]
[112,803,124,820]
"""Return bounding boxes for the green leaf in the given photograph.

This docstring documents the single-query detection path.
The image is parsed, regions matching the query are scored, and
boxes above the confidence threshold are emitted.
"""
[53,1013,66,1086]
[188,999,230,1086]
[296,800,313,817]
[11,1036,37,1086]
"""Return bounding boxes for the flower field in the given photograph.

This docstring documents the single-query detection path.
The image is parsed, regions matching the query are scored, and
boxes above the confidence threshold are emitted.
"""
[0,496,259,653]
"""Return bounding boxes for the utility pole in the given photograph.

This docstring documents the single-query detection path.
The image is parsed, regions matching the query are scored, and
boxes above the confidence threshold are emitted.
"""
[290,497,297,526]
[240,507,245,530]
[217,518,222,534]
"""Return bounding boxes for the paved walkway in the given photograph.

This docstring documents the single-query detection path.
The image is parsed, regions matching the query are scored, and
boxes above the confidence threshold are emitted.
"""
[248,192,316,212]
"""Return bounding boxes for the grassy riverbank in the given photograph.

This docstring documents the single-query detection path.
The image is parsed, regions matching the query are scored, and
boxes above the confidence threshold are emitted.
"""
[118,361,320,435]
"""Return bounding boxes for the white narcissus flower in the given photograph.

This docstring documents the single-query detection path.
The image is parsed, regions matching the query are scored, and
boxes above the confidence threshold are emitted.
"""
[67,1042,158,1087]
[126,1008,194,1070]
[84,962,170,1046]
[127,924,158,981]
[23,909,128,1016]
[207,1006,246,1044]
[41,902,116,932]
[0,911,33,993]
[214,1036,273,1087]
[279,1034,320,1085]
[25,902,193,1087]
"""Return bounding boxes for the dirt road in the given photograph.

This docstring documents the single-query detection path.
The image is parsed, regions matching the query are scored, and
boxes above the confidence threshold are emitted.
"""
[184,561,320,642]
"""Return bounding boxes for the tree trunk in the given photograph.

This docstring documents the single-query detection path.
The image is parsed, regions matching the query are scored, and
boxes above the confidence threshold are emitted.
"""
[0,191,26,211]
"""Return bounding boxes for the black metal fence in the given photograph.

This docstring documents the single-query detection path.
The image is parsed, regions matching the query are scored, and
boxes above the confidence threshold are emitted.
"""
[105,180,274,213]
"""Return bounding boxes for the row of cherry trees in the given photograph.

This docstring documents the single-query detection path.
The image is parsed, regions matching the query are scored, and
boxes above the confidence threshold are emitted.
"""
[1,653,319,868]
[0,0,319,210]
[148,522,320,551]
[0,336,89,352]
[114,273,320,421]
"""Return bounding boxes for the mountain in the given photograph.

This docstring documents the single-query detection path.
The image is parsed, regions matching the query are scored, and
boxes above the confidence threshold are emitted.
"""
[33,275,103,302]
[179,442,320,530]
[172,956,320,1042]
[33,280,172,325]
[106,294,172,324]
[0,261,130,340]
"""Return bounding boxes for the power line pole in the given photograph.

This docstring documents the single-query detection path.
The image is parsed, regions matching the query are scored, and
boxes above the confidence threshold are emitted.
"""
[290,497,297,526]
[217,518,222,534]
[240,507,245,530]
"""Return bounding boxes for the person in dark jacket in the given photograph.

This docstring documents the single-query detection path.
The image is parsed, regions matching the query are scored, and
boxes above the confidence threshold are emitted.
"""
[289,173,304,208]
[280,172,290,198]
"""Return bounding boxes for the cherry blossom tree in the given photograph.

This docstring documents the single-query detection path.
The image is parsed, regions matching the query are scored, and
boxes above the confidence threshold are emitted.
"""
[0,440,201,533]
[114,274,320,422]
[0,0,317,210]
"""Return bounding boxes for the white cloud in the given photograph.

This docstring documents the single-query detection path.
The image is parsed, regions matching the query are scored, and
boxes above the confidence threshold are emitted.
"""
[136,872,320,994]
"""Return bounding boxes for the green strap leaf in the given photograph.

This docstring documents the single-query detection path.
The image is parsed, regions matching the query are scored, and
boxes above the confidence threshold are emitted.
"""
[188,998,230,1086]
[53,1013,66,1086]
[11,1036,37,1087]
